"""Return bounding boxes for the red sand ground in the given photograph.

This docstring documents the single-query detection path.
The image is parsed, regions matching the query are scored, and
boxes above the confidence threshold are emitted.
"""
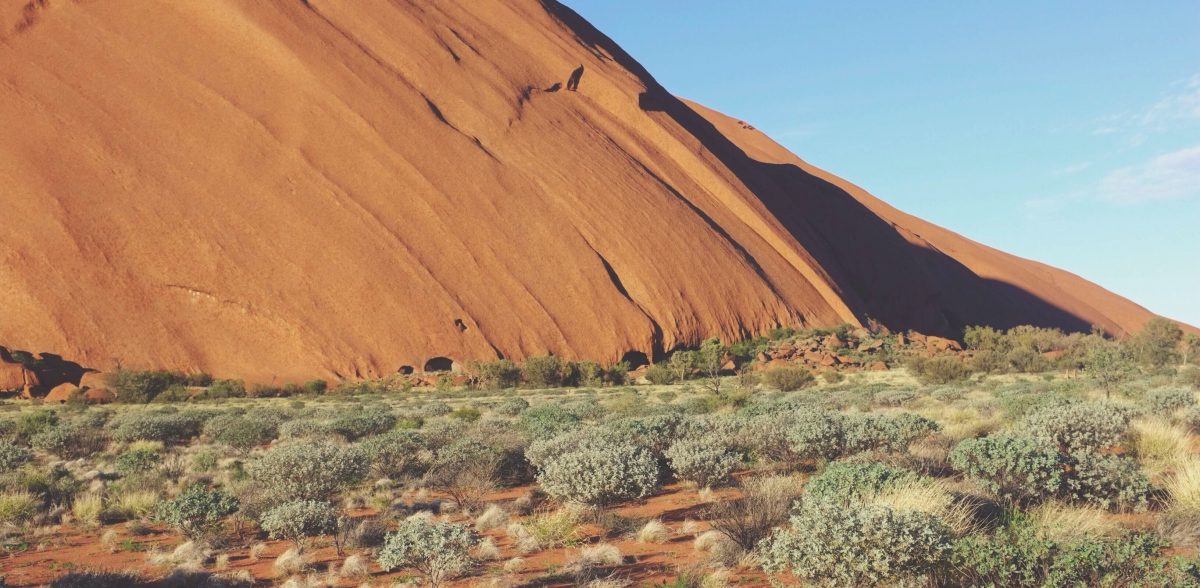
[0,482,776,587]
[0,0,1172,383]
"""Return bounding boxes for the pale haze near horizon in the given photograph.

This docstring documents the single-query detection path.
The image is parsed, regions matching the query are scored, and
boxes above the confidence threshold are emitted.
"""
[567,1,1200,328]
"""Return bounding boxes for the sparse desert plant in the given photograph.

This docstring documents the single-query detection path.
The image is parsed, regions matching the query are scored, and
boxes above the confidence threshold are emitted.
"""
[537,440,659,507]
[71,493,103,528]
[474,504,508,530]
[339,553,370,579]
[511,506,583,552]
[259,500,338,545]
[203,414,277,450]
[48,570,146,588]
[1131,418,1192,473]
[762,366,814,392]
[1026,501,1120,543]
[759,501,951,586]
[694,529,742,566]
[153,484,239,539]
[665,438,741,489]
[636,518,670,543]
[273,546,311,577]
[376,518,478,587]
[704,475,798,553]
[423,439,500,511]
[0,491,39,526]
[565,542,623,579]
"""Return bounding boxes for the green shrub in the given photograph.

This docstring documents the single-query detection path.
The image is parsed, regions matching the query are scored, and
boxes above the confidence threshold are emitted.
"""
[359,430,427,480]
[421,401,453,417]
[328,408,396,441]
[804,460,919,506]
[107,369,194,403]
[1142,387,1197,415]
[259,499,337,544]
[1018,402,1130,452]
[842,412,939,454]
[537,441,660,507]
[199,379,245,399]
[562,398,604,421]
[786,408,846,462]
[153,484,238,539]
[907,355,972,385]
[645,363,674,385]
[203,414,277,450]
[759,501,951,586]
[30,423,109,459]
[247,442,368,504]
[494,397,529,416]
[449,406,481,422]
[278,418,332,440]
[15,409,58,441]
[517,405,581,438]
[0,441,33,472]
[474,359,522,389]
[665,439,741,488]
[1065,451,1151,511]
[377,518,477,586]
[952,522,1176,587]
[114,447,162,476]
[110,411,207,445]
[521,355,566,388]
[949,435,1066,504]
[763,367,815,392]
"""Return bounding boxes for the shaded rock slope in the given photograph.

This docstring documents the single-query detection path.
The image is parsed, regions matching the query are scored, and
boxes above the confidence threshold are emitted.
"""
[0,0,1167,381]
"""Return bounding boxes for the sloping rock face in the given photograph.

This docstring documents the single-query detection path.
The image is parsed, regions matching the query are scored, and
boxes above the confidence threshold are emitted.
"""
[0,0,1164,381]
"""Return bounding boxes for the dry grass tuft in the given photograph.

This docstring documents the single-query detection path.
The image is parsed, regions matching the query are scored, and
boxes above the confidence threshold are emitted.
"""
[1026,501,1120,543]
[635,519,670,543]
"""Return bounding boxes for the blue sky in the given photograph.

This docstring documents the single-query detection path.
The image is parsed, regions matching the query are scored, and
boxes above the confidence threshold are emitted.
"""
[566,1,1200,327]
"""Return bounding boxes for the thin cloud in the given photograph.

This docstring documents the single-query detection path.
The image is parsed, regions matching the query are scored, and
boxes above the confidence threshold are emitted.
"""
[1090,73,1200,138]
[1099,144,1200,203]
[1052,161,1092,175]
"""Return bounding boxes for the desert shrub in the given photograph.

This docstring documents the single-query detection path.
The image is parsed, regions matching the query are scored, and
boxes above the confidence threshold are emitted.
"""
[0,441,33,472]
[494,397,529,416]
[952,522,1178,586]
[1018,402,1130,452]
[908,355,972,385]
[114,447,162,476]
[804,460,920,506]
[759,501,951,586]
[1065,451,1151,511]
[30,423,109,459]
[562,398,605,421]
[763,367,814,392]
[153,484,239,539]
[110,411,206,445]
[949,435,1066,504]
[665,439,741,488]
[521,355,566,388]
[0,491,39,525]
[13,464,81,509]
[259,499,337,544]
[203,414,277,450]
[358,429,427,480]
[525,427,624,470]
[198,378,245,399]
[474,359,521,389]
[14,409,58,441]
[1143,387,1197,415]
[107,369,193,403]
[48,570,147,588]
[1180,367,1200,389]
[605,413,688,453]
[874,388,917,406]
[785,408,845,462]
[705,475,797,553]
[277,418,331,440]
[328,407,396,441]
[449,406,481,422]
[377,518,477,586]
[537,441,660,507]
[645,363,674,385]
[842,412,939,454]
[517,404,581,438]
[247,442,368,504]
[423,439,500,511]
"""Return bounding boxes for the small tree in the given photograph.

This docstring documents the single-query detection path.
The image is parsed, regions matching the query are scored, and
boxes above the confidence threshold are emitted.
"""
[377,518,477,587]
[1083,339,1135,398]
[153,484,239,539]
[695,338,726,394]
[423,440,500,511]
[1129,317,1182,369]
[667,350,695,383]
